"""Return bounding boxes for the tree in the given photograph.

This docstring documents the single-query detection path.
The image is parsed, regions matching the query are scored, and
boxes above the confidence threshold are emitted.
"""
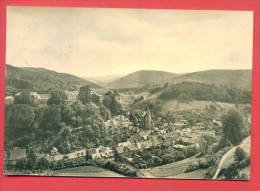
[47,90,67,105]
[99,104,111,120]
[92,94,101,105]
[103,91,122,115]
[5,104,35,140]
[35,105,61,133]
[60,105,76,125]
[222,164,239,180]
[77,85,93,104]
[15,159,26,170]
[38,157,50,170]
[234,147,247,162]
[129,112,138,126]
[222,110,244,145]
[26,147,38,170]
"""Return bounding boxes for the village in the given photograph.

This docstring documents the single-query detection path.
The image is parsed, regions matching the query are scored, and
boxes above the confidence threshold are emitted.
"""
[4,86,232,175]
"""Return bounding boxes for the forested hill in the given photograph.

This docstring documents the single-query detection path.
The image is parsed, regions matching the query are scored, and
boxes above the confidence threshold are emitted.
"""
[168,70,252,90]
[158,81,251,104]
[5,64,100,95]
[107,69,251,90]
[107,70,178,89]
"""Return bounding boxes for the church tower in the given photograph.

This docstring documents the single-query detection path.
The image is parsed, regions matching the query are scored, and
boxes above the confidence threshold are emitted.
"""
[144,107,154,130]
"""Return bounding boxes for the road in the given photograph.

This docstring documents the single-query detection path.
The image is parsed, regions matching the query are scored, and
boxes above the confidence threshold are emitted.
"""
[212,146,237,179]
[213,136,251,179]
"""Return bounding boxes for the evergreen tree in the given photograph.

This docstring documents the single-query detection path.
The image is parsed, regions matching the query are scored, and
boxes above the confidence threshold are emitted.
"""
[222,110,244,145]
[77,85,92,104]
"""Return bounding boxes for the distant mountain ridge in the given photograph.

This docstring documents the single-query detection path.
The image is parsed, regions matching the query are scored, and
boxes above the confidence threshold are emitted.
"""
[84,74,123,85]
[107,69,252,90]
[107,70,178,89]
[5,64,99,95]
[6,65,252,96]
[169,69,252,90]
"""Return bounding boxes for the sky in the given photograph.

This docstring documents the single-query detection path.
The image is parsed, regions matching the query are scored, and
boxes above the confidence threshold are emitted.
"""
[6,6,253,77]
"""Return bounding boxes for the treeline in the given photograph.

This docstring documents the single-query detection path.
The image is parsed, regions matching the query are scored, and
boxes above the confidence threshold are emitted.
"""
[159,82,251,104]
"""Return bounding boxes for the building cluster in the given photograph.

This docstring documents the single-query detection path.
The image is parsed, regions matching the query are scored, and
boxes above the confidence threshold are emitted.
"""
[64,90,79,102]
[5,92,51,104]
[5,145,114,166]
[45,146,114,162]
[5,88,99,104]
[104,115,133,129]
[5,104,219,170]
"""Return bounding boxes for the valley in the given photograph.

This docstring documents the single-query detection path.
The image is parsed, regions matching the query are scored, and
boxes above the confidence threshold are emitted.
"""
[4,65,252,180]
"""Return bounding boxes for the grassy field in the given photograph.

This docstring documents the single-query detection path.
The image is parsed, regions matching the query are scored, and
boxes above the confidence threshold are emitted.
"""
[54,166,126,177]
[161,100,236,112]
[140,157,197,178]
[169,169,207,179]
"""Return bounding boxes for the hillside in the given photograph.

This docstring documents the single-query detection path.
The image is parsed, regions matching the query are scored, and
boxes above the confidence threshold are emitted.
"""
[107,70,178,89]
[107,69,251,90]
[158,81,251,104]
[5,64,99,95]
[169,69,252,90]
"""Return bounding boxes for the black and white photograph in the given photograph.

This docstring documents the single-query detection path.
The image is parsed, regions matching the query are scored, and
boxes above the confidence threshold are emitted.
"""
[4,6,253,180]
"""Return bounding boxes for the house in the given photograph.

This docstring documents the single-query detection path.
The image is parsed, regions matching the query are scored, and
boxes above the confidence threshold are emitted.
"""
[116,146,125,154]
[125,144,139,152]
[198,130,216,137]
[9,147,27,164]
[129,135,143,143]
[104,115,133,129]
[139,130,152,140]
[66,149,86,160]
[174,122,186,128]
[154,128,167,135]
[151,135,164,146]
[127,157,134,162]
[50,147,58,156]
[173,144,187,149]
[181,137,196,145]
[53,154,64,161]
[136,140,153,150]
[5,96,14,104]
[65,90,79,101]
[87,146,113,159]
[15,91,42,102]
[30,92,41,99]
[87,148,101,159]
[99,146,113,158]
[188,133,200,140]
[196,122,204,129]
[39,94,50,104]
[118,141,131,147]
[15,92,22,96]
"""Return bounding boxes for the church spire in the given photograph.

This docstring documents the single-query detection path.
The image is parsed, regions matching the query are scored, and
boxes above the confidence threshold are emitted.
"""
[144,106,154,130]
